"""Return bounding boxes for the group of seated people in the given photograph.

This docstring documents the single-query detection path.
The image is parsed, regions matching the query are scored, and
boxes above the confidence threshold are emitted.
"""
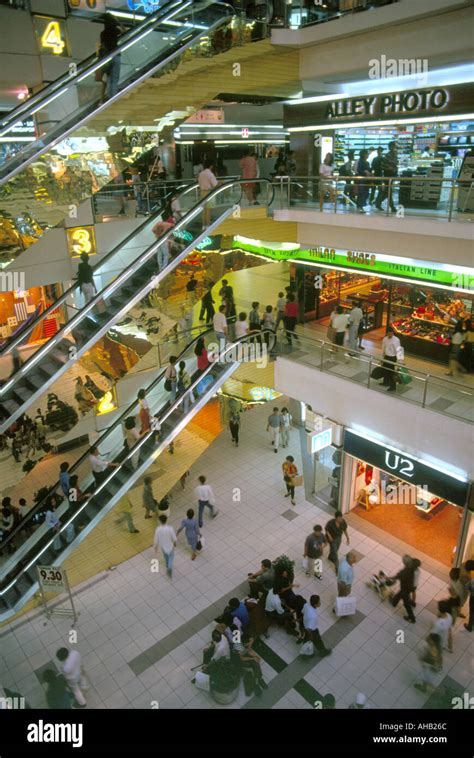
[193,557,331,698]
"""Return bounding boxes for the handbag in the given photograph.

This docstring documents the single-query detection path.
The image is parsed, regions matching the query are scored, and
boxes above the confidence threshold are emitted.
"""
[164,378,172,392]
[293,475,303,487]
[335,595,357,617]
[299,641,314,657]
[196,537,204,551]
[194,671,210,691]
[398,366,412,385]
[370,365,384,380]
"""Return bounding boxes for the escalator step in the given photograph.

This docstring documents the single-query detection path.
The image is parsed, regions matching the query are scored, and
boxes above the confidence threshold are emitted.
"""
[39,360,60,378]
[13,385,32,403]
[24,372,45,391]
[1,398,20,415]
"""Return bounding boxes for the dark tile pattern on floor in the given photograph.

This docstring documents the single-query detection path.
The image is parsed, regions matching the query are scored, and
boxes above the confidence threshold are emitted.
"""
[422,674,464,709]
[128,583,248,675]
[243,610,365,709]
[427,397,455,412]
[281,509,299,521]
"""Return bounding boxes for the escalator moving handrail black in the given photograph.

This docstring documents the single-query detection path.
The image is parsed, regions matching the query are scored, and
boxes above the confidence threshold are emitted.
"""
[0,178,272,396]
[0,0,188,136]
[0,181,197,356]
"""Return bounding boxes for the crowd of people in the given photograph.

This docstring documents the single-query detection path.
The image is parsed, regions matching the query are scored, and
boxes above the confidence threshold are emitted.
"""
[319,141,400,214]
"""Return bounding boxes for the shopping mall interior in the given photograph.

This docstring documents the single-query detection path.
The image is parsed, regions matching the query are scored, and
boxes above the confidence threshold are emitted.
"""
[0,0,473,743]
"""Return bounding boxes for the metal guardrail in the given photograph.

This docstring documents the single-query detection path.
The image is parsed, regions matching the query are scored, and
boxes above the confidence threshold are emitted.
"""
[276,327,473,424]
[272,174,474,221]
[275,0,401,29]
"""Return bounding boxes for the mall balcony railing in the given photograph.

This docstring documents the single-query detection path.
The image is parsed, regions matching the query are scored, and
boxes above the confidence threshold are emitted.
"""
[91,176,240,221]
[275,328,473,424]
[0,330,253,619]
[0,178,274,431]
[272,174,474,222]
[273,0,400,29]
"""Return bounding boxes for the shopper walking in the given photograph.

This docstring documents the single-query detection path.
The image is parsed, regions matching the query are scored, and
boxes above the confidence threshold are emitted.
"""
[194,337,211,376]
[330,305,349,357]
[389,555,416,623]
[195,475,218,528]
[355,149,371,213]
[448,567,468,622]
[369,146,384,204]
[177,360,194,414]
[282,455,298,506]
[347,301,364,354]
[381,327,402,392]
[249,302,261,335]
[319,152,335,211]
[284,294,299,345]
[266,407,282,453]
[280,406,292,448]
[240,149,258,205]
[463,560,474,632]
[75,252,96,305]
[213,304,228,346]
[446,321,467,377]
[303,525,327,580]
[198,161,218,228]
[229,409,241,446]
[42,670,74,709]
[431,600,454,655]
[235,312,249,340]
[56,647,87,707]
[200,281,215,324]
[177,508,201,560]
[164,356,178,403]
[115,496,139,534]
[153,515,177,578]
[414,633,442,693]
[275,291,286,332]
[302,595,331,656]
[142,475,157,519]
[337,552,357,596]
[89,446,119,488]
[375,140,398,212]
[137,388,151,434]
[325,511,350,572]
[99,13,123,101]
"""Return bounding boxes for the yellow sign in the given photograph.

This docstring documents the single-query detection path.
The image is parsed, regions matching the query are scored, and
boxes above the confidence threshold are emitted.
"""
[95,388,118,416]
[67,226,97,258]
[34,16,68,57]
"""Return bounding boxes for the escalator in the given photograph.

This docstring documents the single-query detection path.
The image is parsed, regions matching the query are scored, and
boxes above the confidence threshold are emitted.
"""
[0,329,250,620]
[0,179,272,431]
[0,1,233,184]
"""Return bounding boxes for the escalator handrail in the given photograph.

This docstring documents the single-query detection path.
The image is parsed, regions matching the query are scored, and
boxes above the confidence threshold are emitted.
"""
[0,0,189,136]
[0,323,215,559]
[0,331,256,594]
[0,2,236,183]
[0,180,196,356]
[0,178,273,397]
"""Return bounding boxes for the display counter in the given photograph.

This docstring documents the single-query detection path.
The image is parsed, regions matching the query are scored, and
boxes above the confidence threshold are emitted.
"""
[392,316,451,363]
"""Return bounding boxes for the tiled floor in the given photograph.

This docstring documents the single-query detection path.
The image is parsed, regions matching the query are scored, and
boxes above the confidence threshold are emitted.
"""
[1,401,471,710]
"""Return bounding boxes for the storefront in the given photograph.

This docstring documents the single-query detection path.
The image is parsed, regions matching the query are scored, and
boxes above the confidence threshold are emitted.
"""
[285,81,474,213]
[0,283,63,344]
[341,428,472,568]
[304,406,343,508]
[229,235,474,366]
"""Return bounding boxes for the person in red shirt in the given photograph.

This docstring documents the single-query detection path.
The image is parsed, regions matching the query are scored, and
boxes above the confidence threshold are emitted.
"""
[194,337,210,375]
[284,294,300,345]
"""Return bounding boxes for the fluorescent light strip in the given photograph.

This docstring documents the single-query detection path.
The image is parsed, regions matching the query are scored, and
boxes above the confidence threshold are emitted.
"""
[179,124,285,130]
[109,10,146,21]
[213,139,288,144]
[286,259,473,295]
[288,113,474,132]
[0,136,35,142]
[347,427,468,482]
[285,93,349,106]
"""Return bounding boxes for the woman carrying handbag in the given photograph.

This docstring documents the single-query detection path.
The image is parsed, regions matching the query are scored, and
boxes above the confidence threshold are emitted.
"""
[282,455,299,506]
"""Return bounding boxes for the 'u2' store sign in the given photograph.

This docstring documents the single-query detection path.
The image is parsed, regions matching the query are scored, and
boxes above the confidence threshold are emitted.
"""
[343,429,470,507]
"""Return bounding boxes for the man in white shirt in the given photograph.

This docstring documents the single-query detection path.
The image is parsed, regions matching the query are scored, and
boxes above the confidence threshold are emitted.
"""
[198,162,218,229]
[213,305,228,347]
[89,446,119,487]
[348,300,364,354]
[153,514,177,578]
[195,474,218,528]
[432,600,453,653]
[275,291,286,331]
[302,595,331,657]
[56,647,87,707]
[381,326,402,392]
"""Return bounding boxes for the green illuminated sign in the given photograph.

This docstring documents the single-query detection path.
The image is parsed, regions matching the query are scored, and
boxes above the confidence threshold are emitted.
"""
[231,238,474,293]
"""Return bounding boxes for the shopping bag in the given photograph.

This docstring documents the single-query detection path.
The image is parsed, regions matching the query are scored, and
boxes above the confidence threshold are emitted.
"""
[326,325,336,343]
[396,345,405,362]
[293,475,304,487]
[196,537,204,552]
[398,366,412,385]
[299,641,314,657]
[370,365,384,380]
[195,671,210,691]
[335,595,357,617]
